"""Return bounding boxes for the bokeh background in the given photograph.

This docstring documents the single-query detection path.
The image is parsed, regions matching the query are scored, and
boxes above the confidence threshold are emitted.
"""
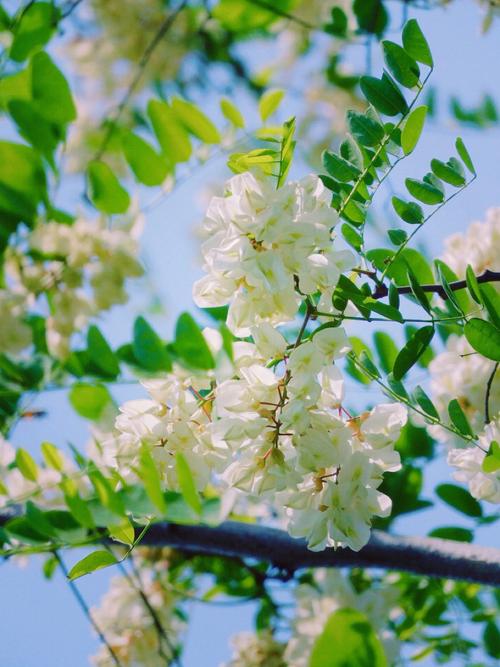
[1,1,500,665]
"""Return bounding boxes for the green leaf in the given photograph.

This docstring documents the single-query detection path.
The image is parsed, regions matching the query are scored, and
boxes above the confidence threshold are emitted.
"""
[122,132,169,186]
[87,161,130,214]
[401,105,427,154]
[259,89,284,121]
[220,98,245,128]
[388,228,407,245]
[341,223,363,251]
[69,383,112,421]
[465,265,482,304]
[309,608,387,667]
[360,72,408,117]
[413,385,439,419]
[8,100,61,166]
[428,527,473,542]
[5,517,48,544]
[382,40,420,88]
[31,52,76,126]
[483,441,500,474]
[346,110,385,147]
[455,137,476,174]
[10,3,59,62]
[132,316,172,372]
[16,448,38,481]
[484,621,500,659]
[479,284,500,329]
[62,484,95,529]
[174,312,215,370]
[171,96,220,144]
[88,469,125,518]
[108,518,135,546]
[406,266,431,313]
[392,196,424,224]
[41,441,64,472]
[68,550,118,581]
[430,158,466,187]
[0,140,47,222]
[362,297,404,323]
[322,150,360,182]
[373,331,398,374]
[402,19,433,67]
[405,177,444,205]
[393,326,434,380]
[464,318,500,361]
[447,398,474,437]
[175,452,202,515]
[137,446,167,514]
[147,99,191,164]
[353,0,388,36]
[436,483,482,517]
[87,325,120,378]
[277,116,296,188]
[211,0,291,31]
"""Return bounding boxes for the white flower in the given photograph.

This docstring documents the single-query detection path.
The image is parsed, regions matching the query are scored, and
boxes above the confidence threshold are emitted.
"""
[222,629,286,667]
[285,570,400,667]
[447,418,500,504]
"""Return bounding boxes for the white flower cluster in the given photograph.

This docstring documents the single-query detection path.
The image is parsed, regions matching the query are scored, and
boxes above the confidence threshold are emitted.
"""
[222,630,286,667]
[2,213,143,358]
[103,171,407,552]
[91,563,184,667]
[440,206,500,281]
[448,420,500,504]
[193,172,353,336]
[285,570,400,666]
[223,570,400,667]
[428,210,500,503]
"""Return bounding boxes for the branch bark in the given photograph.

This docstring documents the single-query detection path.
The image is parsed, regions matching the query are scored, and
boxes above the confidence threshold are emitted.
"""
[138,521,500,586]
[372,269,500,300]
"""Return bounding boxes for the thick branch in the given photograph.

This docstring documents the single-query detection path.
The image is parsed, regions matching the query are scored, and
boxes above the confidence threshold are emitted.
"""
[138,521,500,586]
[372,269,500,300]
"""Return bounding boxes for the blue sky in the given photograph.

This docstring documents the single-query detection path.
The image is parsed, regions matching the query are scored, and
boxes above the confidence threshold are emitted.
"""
[1,1,500,665]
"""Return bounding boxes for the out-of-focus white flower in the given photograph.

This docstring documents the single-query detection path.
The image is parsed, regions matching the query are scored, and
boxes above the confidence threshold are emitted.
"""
[91,564,185,667]
[427,335,500,447]
[222,629,287,667]
[441,207,500,280]
[448,418,500,504]
[285,570,400,666]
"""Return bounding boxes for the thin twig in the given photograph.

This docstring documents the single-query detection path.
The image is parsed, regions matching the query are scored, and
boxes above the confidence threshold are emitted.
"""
[485,362,499,425]
[94,0,188,160]
[54,551,123,667]
[372,269,500,300]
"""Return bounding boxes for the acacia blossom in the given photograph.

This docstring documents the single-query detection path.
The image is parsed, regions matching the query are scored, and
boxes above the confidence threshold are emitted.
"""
[2,211,143,358]
[284,570,400,666]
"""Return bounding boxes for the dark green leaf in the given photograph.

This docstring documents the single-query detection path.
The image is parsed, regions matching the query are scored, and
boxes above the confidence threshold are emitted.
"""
[464,318,500,361]
[406,266,431,312]
[392,196,424,224]
[455,137,476,174]
[479,284,500,329]
[346,110,385,147]
[430,158,466,187]
[87,325,120,378]
[436,483,482,517]
[402,19,433,67]
[373,331,398,374]
[393,325,434,380]
[413,385,439,419]
[132,316,172,372]
[360,72,408,117]
[353,0,388,36]
[382,40,420,88]
[429,527,473,542]
[174,312,215,370]
[322,150,360,182]
[405,177,444,204]
[447,398,474,437]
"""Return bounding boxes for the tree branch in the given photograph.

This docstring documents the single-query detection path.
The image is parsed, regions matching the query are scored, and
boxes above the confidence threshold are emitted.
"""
[372,269,500,300]
[1,515,499,585]
[138,521,500,586]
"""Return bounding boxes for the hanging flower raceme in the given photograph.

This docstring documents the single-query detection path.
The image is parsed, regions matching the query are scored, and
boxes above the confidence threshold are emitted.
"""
[2,211,143,359]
